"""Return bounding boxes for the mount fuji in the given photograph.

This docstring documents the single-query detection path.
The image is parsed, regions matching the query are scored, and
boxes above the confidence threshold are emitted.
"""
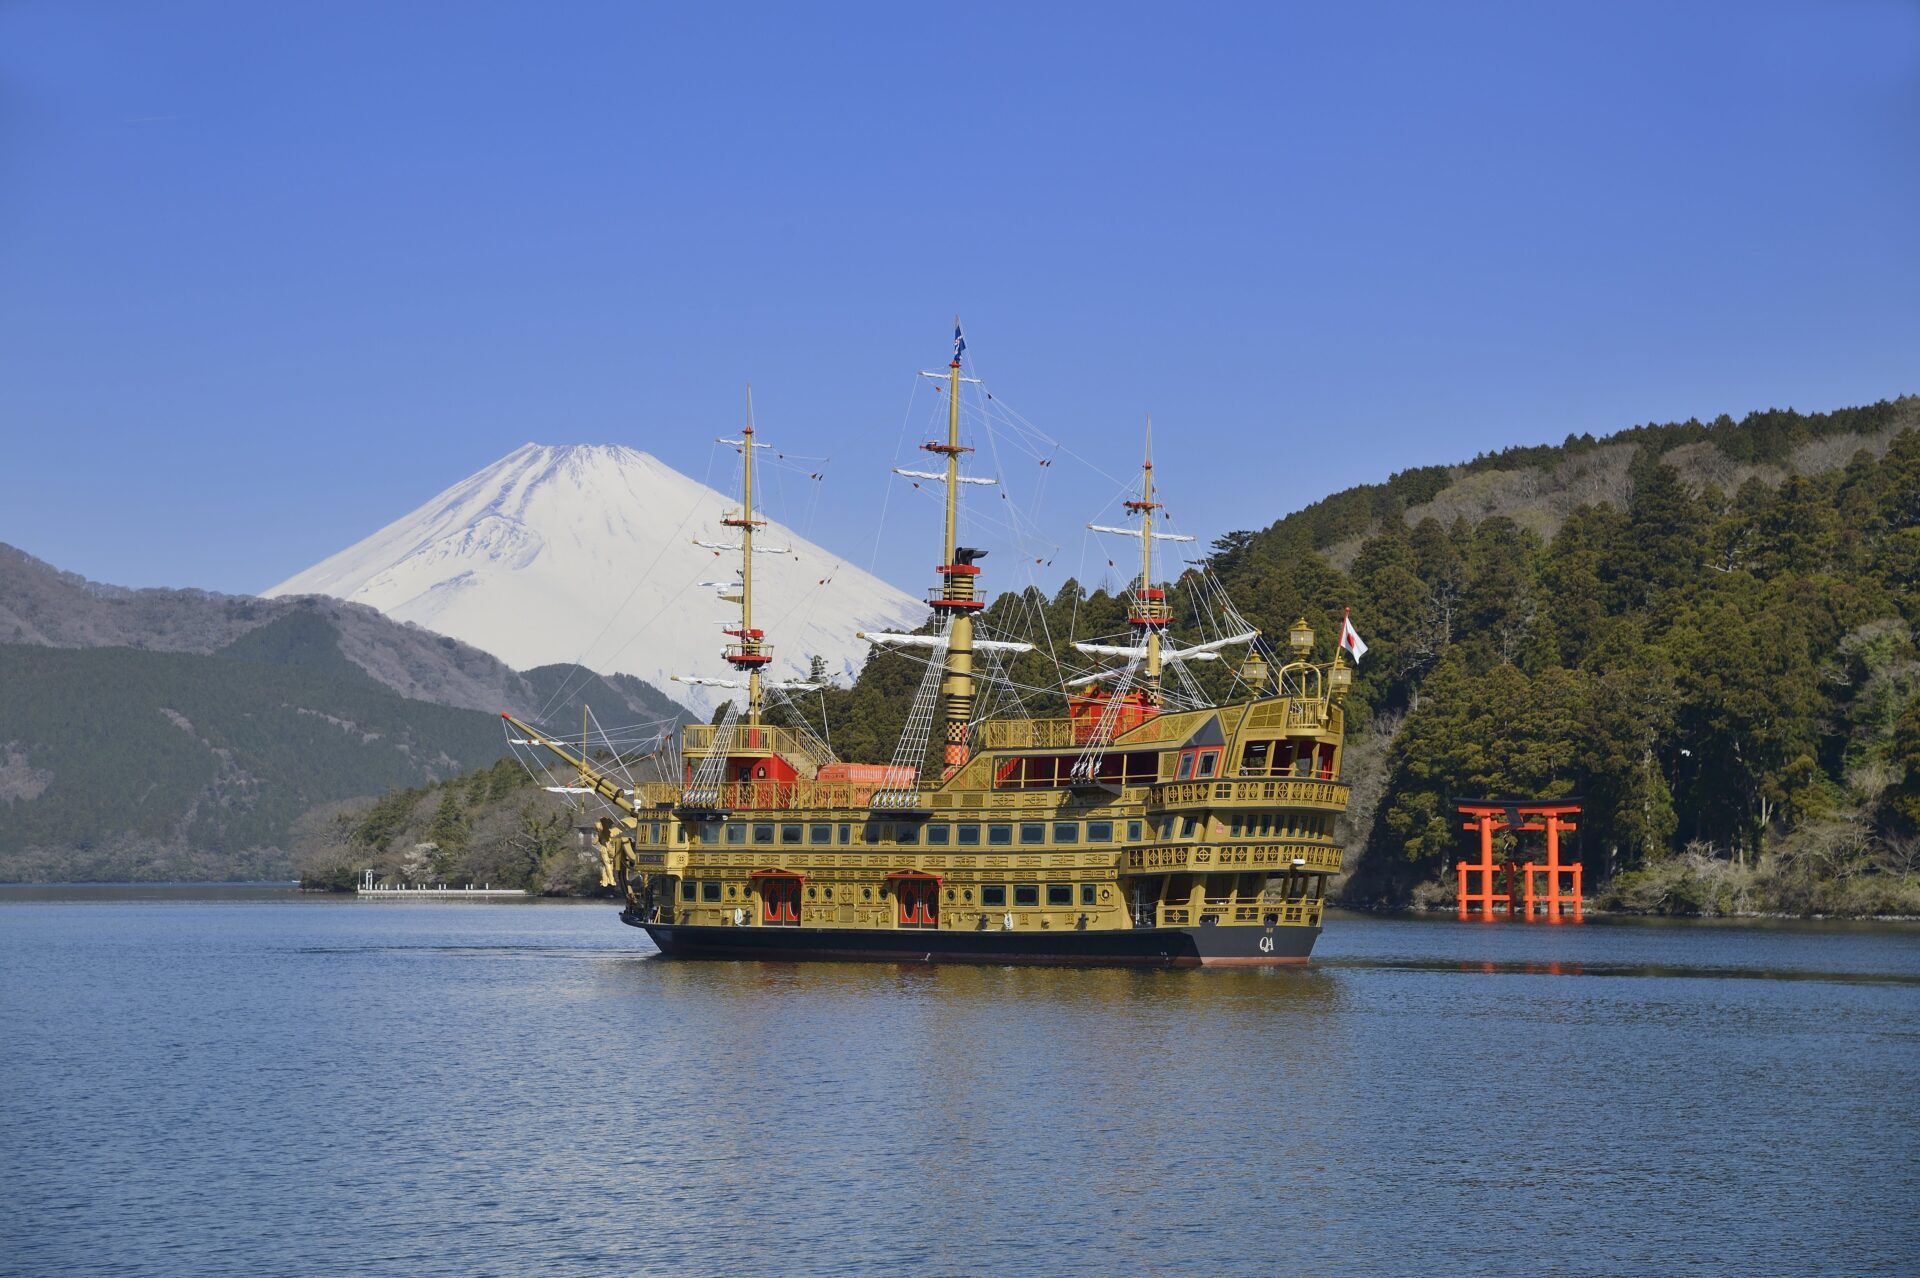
[266,444,926,714]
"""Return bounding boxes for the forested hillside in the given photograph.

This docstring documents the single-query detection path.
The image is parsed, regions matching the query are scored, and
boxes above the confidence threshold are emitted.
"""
[291,757,608,896]
[814,396,1920,915]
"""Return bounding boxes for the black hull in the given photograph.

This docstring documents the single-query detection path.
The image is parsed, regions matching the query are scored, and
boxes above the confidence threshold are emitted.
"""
[622,912,1319,967]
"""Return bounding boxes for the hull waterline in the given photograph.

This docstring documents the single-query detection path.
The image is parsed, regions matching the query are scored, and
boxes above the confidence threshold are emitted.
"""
[625,911,1318,967]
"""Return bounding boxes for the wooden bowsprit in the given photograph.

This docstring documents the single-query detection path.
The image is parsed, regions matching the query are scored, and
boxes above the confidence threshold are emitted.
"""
[1453,799,1584,923]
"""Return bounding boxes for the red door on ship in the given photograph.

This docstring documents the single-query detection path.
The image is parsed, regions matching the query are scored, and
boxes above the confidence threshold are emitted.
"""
[897,878,938,929]
[760,876,801,926]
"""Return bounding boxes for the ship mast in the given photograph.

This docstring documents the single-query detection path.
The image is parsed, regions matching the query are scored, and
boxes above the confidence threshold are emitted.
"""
[930,320,984,777]
[1126,419,1170,707]
[720,388,772,724]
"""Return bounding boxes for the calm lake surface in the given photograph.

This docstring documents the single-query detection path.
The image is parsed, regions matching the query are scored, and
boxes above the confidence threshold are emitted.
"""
[3,889,1916,1277]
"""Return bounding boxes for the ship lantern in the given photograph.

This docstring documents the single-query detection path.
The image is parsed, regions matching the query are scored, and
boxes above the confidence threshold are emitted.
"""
[1238,649,1270,691]
[1328,658,1353,697]
[1288,617,1315,657]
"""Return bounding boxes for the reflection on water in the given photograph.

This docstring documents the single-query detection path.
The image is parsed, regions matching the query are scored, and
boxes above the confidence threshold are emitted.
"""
[2,890,1916,1277]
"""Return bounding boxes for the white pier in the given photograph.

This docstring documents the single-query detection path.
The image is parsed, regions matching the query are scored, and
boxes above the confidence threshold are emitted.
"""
[354,869,528,898]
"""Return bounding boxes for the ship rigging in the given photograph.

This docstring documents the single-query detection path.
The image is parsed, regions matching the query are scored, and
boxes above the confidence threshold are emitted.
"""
[504,324,1352,966]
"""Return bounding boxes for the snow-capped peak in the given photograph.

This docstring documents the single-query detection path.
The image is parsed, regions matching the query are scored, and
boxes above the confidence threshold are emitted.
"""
[266,443,925,712]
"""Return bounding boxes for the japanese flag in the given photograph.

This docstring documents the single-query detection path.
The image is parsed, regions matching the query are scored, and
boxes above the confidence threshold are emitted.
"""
[1338,613,1368,663]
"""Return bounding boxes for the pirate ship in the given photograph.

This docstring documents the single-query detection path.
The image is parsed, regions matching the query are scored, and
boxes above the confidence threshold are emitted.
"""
[505,329,1353,965]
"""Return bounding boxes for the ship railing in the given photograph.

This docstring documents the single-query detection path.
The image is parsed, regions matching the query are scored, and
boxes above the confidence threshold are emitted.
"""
[682,722,836,772]
[1240,697,1336,735]
[1158,899,1323,927]
[976,718,1081,750]
[644,779,900,812]
[1147,777,1349,810]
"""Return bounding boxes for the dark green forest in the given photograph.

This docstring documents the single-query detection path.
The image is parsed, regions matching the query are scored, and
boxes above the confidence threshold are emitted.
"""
[810,397,1920,915]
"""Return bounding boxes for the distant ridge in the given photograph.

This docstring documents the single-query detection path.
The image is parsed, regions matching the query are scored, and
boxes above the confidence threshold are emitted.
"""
[266,443,927,712]
[1260,395,1919,568]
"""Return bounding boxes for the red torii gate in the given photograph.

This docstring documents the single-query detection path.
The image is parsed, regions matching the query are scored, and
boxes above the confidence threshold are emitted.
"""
[1454,799,1583,923]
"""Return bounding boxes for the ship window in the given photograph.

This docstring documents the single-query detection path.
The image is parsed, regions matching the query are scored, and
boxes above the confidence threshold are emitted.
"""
[681,880,696,901]
[1047,884,1072,906]
[1127,820,1144,841]
[1087,821,1113,842]
[1176,752,1196,781]
[982,885,1006,907]
[1013,885,1039,907]
[1019,823,1046,846]
[780,824,803,845]
[810,824,832,843]
[1181,817,1199,839]
[753,824,775,845]
[896,823,919,845]
[1080,883,1097,906]
[1240,740,1271,775]
[865,820,887,844]
[838,823,851,844]
[1196,750,1219,778]
[957,824,982,846]
[701,881,721,902]
[1230,816,1244,837]
[988,824,1013,846]
[1053,822,1079,844]
[925,825,951,846]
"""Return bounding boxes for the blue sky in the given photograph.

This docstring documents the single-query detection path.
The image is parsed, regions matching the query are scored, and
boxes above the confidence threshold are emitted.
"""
[2,1,1915,598]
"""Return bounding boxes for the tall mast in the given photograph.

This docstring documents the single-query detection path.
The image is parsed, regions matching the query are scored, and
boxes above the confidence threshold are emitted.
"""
[1125,417,1169,707]
[720,387,771,724]
[929,319,983,778]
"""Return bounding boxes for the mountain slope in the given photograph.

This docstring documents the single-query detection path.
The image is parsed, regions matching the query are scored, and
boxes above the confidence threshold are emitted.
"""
[0,608,690,882]
[0,628,506,881]
[265,443,926,711]
[0,541,686,728]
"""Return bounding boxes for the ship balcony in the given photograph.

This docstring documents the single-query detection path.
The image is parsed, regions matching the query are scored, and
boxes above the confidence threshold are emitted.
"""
[1146,777,1350,812]
[1125,841,1344,875]
[683,725,833,767]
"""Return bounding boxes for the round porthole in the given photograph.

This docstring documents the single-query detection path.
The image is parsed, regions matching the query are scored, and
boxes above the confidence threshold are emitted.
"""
[946,889,956,901]
[963,889,973,902]
[824,887,834,900]
[1100,888,1111,902]
[862,888,872,901]
[807,887,817,900]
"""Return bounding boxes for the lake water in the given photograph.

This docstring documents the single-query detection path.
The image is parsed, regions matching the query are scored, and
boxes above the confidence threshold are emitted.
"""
[3,888,1916,1277]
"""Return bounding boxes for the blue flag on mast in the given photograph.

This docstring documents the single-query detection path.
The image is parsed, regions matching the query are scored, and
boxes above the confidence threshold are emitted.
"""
[952,323,966,366]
